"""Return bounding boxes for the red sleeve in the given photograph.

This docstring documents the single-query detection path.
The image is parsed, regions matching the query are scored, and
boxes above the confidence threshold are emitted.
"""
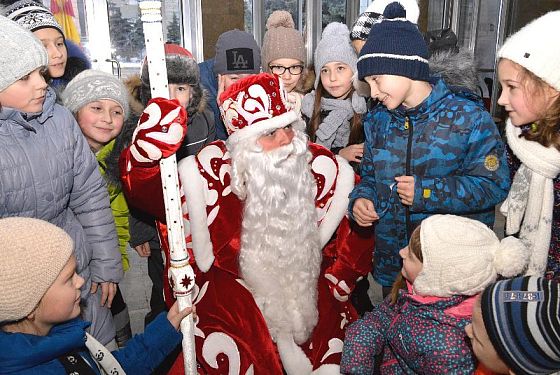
[119,146,167,222]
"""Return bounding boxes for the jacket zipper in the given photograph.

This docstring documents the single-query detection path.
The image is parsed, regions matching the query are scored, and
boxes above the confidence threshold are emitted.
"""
[404,116,413,240]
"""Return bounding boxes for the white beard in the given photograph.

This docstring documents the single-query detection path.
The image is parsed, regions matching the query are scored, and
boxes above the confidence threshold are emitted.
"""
[229,126,322,344]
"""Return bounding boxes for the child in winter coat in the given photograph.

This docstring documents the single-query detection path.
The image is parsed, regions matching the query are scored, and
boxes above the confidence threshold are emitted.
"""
[0,217,194,375]
[301,22,367,166]
[3,0,67,81]
[496,11,560,281]
[62,69,133,347]
[0,15,122,347]
[466,276,560,375]
[341,214,527,374]
[350,2,510,294]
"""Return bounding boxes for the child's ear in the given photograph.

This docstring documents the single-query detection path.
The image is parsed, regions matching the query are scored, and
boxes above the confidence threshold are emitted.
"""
[508,370,516,375]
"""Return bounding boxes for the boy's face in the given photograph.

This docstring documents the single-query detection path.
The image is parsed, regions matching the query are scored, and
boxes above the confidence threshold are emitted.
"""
[465,297,511,374]
[0,68,47,113]
[365,74,412,110]
[34,28,67,79]
[169,83,192,109]
[34,255,84,333]
[76,99,125,152]
[497,58,559,127]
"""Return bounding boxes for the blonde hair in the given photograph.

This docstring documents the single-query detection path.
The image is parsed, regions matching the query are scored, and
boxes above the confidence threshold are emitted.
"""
[511,60,560,151]
[390,225,422,304]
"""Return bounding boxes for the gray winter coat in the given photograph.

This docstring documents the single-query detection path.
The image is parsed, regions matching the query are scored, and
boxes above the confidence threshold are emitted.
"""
[0,87,122,344]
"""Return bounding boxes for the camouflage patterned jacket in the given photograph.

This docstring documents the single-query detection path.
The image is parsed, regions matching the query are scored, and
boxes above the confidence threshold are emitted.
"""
[349,78,510,287]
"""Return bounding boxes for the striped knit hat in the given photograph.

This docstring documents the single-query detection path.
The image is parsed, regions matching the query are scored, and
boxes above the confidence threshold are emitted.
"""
[481,276,560,374]
[350,0,419,42]
[357,1,429,81]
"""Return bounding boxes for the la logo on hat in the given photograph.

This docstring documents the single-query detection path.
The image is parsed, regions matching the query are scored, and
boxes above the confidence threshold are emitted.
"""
[226,48,255,71]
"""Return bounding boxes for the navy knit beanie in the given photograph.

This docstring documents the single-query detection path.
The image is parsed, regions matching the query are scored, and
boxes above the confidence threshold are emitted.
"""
[357,1,429,81]
[481,276,560,375]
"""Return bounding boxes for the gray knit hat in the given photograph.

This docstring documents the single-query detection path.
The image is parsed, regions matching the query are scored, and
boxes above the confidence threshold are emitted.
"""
[0,217,74,323]
[62,69,129,118]
[313,22,357,88]
[3,0,64,36]
[213,29,261,76]
[0,15,48,92]
[262,11,306,71]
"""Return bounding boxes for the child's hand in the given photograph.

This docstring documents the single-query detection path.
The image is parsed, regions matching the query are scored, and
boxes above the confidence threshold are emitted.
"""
[129,98,187,166]
[167,301,196,331]
[395,175,415,206]
[90,281,117,308]
[134,242,151,257]
[339,143,364,163]
[352,198,379,226]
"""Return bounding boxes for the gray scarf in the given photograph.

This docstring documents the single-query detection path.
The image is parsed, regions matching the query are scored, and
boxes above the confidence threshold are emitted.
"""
[301,91,367,149]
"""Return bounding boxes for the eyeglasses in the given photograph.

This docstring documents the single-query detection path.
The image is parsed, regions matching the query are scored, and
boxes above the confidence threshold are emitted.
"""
[378,182,397,218]
[269,64,304,76]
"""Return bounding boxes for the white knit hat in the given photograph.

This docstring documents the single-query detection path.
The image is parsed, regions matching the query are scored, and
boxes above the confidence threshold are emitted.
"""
[413,215,529,297]
[0,217,74,323]
[498,11,560,91]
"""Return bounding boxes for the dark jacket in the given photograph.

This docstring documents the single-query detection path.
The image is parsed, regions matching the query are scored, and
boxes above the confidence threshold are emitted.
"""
[349,78,510,287]
[0,312,181,374]
[341,287,476,374]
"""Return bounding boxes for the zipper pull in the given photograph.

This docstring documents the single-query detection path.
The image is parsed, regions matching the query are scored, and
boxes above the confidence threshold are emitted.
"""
[404,116,410,130]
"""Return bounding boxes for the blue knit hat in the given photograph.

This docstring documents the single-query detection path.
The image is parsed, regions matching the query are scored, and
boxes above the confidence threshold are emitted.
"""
[481,276,560,375]
[357,1,429,81]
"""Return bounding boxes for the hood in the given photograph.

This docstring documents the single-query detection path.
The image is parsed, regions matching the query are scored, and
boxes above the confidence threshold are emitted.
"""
[428,48,479,94]
[0,318,89,373]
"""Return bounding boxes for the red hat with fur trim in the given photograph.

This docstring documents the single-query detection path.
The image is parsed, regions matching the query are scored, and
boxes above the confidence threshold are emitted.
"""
[219,73,298,144]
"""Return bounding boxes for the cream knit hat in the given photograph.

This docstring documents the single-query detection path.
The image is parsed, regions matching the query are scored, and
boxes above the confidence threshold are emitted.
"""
[262,10,306,71]
[0,217,74,323]
[413,215,528,297]
[498,11,560,91]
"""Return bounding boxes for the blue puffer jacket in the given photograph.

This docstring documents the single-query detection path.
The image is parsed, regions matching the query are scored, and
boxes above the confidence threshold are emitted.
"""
[0,313,181,374]
[0,87,122,344]
[349,78,510,286]
[199,58,228,140]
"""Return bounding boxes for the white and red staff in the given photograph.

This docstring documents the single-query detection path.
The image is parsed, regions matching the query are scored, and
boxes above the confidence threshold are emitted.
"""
[138,1,196,373]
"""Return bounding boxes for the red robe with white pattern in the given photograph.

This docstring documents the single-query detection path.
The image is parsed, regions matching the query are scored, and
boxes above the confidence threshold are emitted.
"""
[121,140,374,374]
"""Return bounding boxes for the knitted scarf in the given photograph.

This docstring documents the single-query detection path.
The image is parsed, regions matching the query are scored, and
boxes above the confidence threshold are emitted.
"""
[500,120,560,275]
[85,333,126,374]
[301,91,367,149]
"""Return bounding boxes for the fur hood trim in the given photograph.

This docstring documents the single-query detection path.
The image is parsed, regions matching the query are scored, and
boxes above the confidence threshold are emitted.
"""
[428,48,478,93]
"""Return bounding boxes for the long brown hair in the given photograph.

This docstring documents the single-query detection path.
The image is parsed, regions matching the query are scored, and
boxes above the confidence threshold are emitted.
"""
[306,80,363,145]
[515,62,560,151]
[390,225,423,304]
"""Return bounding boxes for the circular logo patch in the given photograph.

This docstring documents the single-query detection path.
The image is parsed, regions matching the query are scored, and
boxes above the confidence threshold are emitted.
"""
[484,155,499,171]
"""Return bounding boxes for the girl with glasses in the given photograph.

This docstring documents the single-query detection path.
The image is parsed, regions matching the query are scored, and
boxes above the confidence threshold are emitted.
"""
[261,10,310,110]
